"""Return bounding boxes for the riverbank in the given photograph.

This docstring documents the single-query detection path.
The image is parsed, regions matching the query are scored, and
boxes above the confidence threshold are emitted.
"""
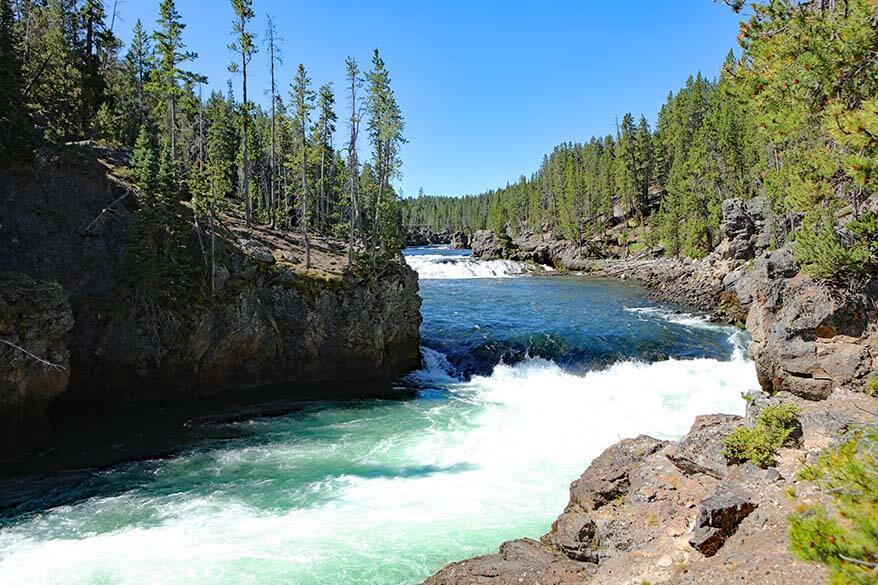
[0,145,422,452]
[425,386,877,585]
[427,203,878,584]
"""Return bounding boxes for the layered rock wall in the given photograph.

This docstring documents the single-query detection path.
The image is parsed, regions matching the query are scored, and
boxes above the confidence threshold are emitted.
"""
[0,146,422,441]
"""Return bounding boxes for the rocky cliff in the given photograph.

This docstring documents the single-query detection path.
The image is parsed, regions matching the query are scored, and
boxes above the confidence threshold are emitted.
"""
[0,145,422,445]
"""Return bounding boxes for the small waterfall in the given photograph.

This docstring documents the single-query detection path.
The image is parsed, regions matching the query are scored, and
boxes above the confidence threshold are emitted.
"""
[406,254,528,279]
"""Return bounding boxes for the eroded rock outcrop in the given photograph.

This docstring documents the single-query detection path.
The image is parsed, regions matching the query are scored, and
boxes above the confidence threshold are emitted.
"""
[0,145,422,439]
[734,254,877,399]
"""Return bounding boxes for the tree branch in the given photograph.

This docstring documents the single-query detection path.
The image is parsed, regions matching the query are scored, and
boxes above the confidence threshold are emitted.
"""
[839,555,878,569]
[0,339,64,371]
[82,189,132,233]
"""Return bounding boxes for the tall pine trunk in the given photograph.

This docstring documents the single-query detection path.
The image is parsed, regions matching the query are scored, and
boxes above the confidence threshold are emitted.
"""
[301,122,311,268]
[241,46,251,226]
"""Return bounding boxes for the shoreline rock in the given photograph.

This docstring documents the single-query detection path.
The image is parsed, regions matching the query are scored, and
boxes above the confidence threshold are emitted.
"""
[432,200,878,584]
[0,146,423,446]
[425,390,877,585]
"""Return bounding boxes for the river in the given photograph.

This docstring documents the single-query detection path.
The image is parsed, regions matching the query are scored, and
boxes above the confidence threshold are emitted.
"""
[0,247,758,584]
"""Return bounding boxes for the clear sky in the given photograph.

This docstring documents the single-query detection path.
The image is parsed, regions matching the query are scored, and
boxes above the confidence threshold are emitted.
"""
[115,0,744,198]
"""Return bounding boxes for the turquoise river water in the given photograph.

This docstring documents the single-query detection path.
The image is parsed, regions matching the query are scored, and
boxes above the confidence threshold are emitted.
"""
[0,247,759,584]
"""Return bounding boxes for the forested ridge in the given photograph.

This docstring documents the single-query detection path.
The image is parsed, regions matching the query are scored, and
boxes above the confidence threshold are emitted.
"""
[0,0,407,299]
[402,0,878,278]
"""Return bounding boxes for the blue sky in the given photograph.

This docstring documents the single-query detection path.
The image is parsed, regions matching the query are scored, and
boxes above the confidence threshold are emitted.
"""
[116,0,744,198]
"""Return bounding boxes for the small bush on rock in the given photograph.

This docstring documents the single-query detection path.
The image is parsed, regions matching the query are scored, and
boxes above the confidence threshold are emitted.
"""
[789,428,878,584]
[724,403,799,468]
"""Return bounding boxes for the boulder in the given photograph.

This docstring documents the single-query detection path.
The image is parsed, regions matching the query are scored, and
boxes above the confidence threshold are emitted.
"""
[424,538,592,585]
[667,414,744,479]
[566,435,667,512]
[240,239,276,265]
[689,484,758,557]
[543,512,601,563]
[727,463,783,485]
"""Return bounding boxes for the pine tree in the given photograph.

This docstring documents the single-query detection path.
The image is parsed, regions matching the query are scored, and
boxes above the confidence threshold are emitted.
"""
[265,15,282,227]
[730,0,877,276]
[314,83,336,234]
[291,63,315,267]
[23,1,83,141]
[229,0,256,225]
[78,0,115,135]
[152,0,201,165]
[365,49,405,259]
[127,20,154,132]
[345,57,362,267]
[0,0,33,163]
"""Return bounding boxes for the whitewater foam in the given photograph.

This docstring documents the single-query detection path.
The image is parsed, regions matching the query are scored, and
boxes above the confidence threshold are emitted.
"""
[406,254,527,279]
[0,300,760,584]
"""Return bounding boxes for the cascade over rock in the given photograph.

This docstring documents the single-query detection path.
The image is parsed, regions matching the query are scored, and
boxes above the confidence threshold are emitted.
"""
[470,198,878,400]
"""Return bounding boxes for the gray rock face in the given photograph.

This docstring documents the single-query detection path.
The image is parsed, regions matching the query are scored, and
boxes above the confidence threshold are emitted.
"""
[566,435,667,513]
[69,261,423,403]
[667,414,744,479]
[470,229,510,258]
[689,484,758,557]
[739,261,877,399]
[449,231,470,249]
[720,198,756,260]
[0,272,73,444]
[0,147,422,420]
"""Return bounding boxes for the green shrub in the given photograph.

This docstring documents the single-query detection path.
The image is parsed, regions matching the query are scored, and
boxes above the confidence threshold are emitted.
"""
[865,376,878,397]
[724,403,800,468]
[789,428,878,584]
[795,211,877,279]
